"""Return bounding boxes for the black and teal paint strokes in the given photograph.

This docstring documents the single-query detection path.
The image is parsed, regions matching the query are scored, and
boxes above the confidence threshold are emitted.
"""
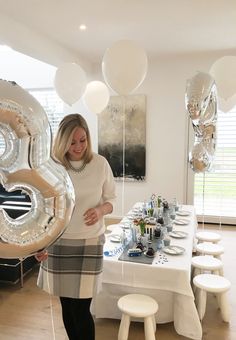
[98,94,146,181]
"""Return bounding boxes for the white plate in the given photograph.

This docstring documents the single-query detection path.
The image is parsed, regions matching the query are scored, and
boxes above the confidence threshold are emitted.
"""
[169,231,188,239]
[163,245,185,255]
[118,222,131,229]
[106,224,123,232]
[108,234,121,243]
[125,216,134,220]
[132,208,142,213]
[176,210,191,216]
[174,218,189,225]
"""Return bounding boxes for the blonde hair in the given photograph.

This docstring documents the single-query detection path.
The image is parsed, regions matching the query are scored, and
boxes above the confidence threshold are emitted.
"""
[53,113,93,169]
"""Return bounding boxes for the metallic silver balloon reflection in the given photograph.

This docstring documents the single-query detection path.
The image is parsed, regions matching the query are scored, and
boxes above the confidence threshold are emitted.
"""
[0,80,75,258]
[186,72,216,127]
[186,72,218,173]
[189,142,212,173]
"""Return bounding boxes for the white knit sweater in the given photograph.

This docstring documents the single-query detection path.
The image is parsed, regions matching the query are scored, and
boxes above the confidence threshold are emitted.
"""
[61,153,116,239]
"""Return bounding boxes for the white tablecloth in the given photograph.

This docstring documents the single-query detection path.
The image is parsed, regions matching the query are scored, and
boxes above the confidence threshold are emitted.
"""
[93,205,202,340]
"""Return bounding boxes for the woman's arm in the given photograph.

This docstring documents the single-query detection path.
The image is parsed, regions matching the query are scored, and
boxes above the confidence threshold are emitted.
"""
[98,201,113,216]
[84,156,116,226]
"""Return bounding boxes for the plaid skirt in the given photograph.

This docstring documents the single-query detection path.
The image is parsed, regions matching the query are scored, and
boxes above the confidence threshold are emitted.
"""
[37,234,105,298]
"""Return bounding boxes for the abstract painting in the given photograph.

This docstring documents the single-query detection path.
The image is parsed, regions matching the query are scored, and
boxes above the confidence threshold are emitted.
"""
[98,94,146,181]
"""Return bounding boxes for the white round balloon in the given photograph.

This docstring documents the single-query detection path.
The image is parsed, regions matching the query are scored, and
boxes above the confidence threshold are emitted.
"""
[210,56,236,100]
[83,81,110,113]
[218,94,236,113]
[102,40,148,95]
[54,62,87,105]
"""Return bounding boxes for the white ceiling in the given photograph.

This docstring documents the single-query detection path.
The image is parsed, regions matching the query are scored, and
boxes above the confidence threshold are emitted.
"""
[0,0,236,66]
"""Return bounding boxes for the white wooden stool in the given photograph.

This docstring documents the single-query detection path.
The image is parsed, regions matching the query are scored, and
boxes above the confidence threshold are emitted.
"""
[193,274,231,322]
[195,231,221,243]
[191,255,224,277]
[196,242,224,259]
[117,294,158,340]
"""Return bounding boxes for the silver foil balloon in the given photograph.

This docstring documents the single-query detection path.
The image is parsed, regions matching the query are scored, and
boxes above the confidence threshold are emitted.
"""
[202,124,217,154]
[189,141,212,173]
[199,87,217,126]
[195,87,218,138]
[0,79,75,258]
[186,72,218,173]
[185,72,216,127]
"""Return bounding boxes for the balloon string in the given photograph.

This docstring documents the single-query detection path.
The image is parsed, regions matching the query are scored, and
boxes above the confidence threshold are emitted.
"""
[218,133,225,232]
[202,172,205,229]
[121,96,126,285]
[121,96,125,217]
[185,115,191,204]
[46,261,56,340]
[218,141,224,232]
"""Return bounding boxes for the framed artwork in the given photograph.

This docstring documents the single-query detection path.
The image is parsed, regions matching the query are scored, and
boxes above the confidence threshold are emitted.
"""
[98,94,146,181]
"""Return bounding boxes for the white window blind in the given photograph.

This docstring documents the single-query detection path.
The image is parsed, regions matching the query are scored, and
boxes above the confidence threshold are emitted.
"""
[0,88,65,159]
[194,108,236,224]
[29,88,65,136]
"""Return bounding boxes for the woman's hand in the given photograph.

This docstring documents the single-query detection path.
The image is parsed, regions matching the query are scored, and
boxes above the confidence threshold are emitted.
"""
[84,203,113,226]
[35,250,48,262]
[84,207,101,226]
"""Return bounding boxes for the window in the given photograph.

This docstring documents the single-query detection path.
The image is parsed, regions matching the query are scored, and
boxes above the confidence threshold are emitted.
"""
[29,88,65,136]
[194,108,236,224]
[0,88,64,156]
[0,87,65,156]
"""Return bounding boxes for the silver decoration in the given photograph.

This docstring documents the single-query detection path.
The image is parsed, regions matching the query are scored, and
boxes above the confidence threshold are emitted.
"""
[0,79,75,258]
[189,141,212,173]
[186,73,218,173]
[185,72,216,126]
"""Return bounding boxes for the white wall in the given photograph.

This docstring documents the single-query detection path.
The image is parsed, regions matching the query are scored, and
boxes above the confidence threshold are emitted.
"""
[0,48,56,88]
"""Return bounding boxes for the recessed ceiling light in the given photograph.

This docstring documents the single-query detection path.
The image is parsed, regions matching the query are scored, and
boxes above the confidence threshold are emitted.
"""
[79,24,87,31]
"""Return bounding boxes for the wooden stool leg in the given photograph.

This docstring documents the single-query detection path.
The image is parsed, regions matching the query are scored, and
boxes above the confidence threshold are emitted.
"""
[219,292,230,322]
[196,268,202,275]
[118,313,130,340]
[196,289,207,321]
[20,260,24,288]
[144,316,156,340]
[192,268,201,294]
[216,292,221,308]
[152,314,156,332]
[219,267,224,276]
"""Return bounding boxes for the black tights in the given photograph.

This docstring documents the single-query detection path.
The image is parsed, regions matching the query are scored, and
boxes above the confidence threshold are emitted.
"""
[59,297,95,340]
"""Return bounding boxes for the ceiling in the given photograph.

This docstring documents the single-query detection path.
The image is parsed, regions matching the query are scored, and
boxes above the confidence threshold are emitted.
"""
[0,0,236,66]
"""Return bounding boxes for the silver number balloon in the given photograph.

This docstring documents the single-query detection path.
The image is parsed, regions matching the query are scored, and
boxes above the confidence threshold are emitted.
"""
[186,72,218,173]
[0,80,75,258]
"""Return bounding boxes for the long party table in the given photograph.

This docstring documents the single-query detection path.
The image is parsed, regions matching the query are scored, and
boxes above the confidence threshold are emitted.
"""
[92,204,202,340]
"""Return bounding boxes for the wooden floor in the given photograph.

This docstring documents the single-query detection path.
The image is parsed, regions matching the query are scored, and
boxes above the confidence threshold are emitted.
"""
[0,224,235,340]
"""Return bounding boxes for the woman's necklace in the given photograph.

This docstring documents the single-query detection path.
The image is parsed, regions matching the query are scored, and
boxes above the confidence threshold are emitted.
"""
[68,161,87,174]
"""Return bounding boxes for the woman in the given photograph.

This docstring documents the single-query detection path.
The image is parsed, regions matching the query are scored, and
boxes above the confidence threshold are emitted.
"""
[37,113,116,340]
